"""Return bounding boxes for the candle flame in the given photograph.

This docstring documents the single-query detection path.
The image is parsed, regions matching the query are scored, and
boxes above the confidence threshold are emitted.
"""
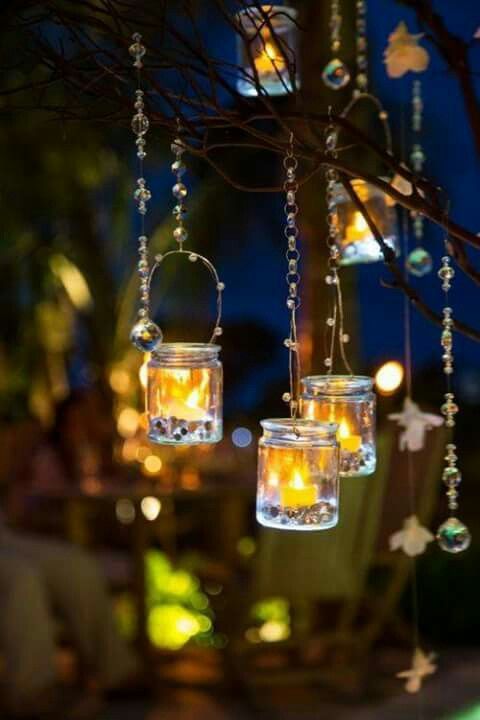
[264,41,277,61]
[353,211,368,233]
[291,469,305,488]
[186,387,201,409]
[268,472,279,488]
[338,419,350,439]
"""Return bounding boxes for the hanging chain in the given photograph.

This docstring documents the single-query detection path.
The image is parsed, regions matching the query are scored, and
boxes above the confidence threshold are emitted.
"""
[281,134,301,420]
[354,0,368,95]
[171,120,188,252]
[410,80,425,246]
[323,119,353,375]
[329,0,342,54]
[130,33,152,321]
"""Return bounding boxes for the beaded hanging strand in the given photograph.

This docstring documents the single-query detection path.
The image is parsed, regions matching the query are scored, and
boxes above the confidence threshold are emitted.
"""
[129,33,163,352]
[406,80,433,277]
[323,122,353,375]
[282,135,302,421]
[436,254,471,553]
[322,0,351,90]
[354,0,368,96]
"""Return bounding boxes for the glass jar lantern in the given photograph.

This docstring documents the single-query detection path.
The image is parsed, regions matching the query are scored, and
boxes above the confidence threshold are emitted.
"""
[301,376,376,477]
[332,178,399,265]
[147,343,222,445]
[235,5,300,97]
[257,419,340,531]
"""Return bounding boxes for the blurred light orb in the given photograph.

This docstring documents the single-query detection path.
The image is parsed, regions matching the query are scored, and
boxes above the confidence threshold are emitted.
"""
[375,361,404,395]
[141,496,162,521]
[109,367,131,395]
[117,407,140,438]
[232,427,253,448]
[143,455,162,475]
[116,498,135,525]
[258,620,290,643]
[122,438,138,463]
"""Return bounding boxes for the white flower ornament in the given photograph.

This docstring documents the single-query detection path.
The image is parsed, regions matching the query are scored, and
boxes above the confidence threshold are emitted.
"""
[397,647,437,693]
[384,21,430,78]
[388,396,443,452]
[389,514,434,557]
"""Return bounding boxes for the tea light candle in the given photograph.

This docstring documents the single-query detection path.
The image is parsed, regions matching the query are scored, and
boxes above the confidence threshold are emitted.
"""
[345,211,368,243]
[280,470,317,508]
[254,38,285,76]
[164,388,207,422]
[338,419,362,453]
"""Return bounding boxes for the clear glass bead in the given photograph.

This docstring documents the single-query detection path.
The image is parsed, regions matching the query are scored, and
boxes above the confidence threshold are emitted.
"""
[134,187,151,203]
[443,466,461,486]
[437,517,471,553]
[130,319,162,352]
[173,227,188,242]
[172,183,187,199]
[406,247,432,277]
[132,113,149,136]
[441,330,452,349]
[438,265,455,281]
[171,161,185,176]
[322,58,351,90]
[129,41,146,60]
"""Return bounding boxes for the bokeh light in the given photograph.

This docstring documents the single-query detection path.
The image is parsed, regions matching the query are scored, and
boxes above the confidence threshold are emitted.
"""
[141,496,162,521]
[143,455,162,475]
[115,498,136,525]
[231,426,253,447]
[375,360,404,395]
[117,407,140,438]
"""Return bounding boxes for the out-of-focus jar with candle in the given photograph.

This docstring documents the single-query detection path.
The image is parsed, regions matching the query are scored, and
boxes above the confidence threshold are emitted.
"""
[256,419,339,531]
[235,5,300,97]
[147,343,222,445]
[332,178,399,265]
[301,376,376,477]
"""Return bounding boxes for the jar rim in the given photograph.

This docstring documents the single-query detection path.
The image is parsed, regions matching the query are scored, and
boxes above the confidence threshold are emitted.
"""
[235,5,298,28]
[152,342,221,360]
[260,418,338,437]
[301,375,373,395]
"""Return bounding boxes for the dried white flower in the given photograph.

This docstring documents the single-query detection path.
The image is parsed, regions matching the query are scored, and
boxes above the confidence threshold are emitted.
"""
[388,396,443,452]
[397,647,437,693]
[389,514,434,557]
[384,22,430,78]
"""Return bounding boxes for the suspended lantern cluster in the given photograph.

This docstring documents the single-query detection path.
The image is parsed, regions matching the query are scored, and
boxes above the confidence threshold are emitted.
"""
[125,10,470,554]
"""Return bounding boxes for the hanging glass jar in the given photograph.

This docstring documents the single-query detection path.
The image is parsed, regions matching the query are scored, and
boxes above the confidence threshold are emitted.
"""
[332,178,399,265]
[257,419,340,531]
[147,343,222,445]
[235,5,300,97]
[301,376,376,477]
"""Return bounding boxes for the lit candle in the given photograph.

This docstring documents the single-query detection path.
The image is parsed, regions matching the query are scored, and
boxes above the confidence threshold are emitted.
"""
[254,37,285,76]
[280,470,317,508]
[338,419,362,453]
[164,388,207,422]
[346,211,368,242]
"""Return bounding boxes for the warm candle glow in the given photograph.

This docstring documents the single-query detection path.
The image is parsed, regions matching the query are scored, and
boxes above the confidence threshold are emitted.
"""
[156,368,211,422]
[375,360,404,395]
[338,419,362,453]
[254,37,286,75]
[346,211,369,242]
[280,468,317,508]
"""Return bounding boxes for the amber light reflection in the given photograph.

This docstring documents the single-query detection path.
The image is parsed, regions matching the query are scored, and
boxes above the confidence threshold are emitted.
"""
[154,368,211,421]
[254,35,286,75]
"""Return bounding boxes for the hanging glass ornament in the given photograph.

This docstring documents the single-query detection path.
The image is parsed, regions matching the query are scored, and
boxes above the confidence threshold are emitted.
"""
[322,0,350,90]
[235,5,300,97]
[256,134,340,532]
[301,376,376,477]
[406,246,433,277]
[435,256,470,552]
[128,37,224,446]
[257,420,340,530]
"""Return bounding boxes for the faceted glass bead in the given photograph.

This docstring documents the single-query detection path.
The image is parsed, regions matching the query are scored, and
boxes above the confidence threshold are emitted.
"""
[437,517,471,553]
[172,183,187,199]
[132,113,149,136]
[130,319,163,352]
[322,58,351,90]
[442,466,461,486]
[406,247,433,277]
[129,41,146,60]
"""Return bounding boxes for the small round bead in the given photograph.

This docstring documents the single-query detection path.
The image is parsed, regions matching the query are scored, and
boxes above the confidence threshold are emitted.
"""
[214,327,223,336]
[326,318,335,327]
[282,392,291,403]
[324,358,332,367]
[188,253,198,262]
[217,282,225,291]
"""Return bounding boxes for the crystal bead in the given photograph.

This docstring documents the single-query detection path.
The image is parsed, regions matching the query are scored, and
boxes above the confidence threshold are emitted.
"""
[171,161,185,176]
[132,113,149,136]
[130,319,162,352]
[325,131,338,151]
[356,72,368,88]
[173,227,188,243]
[286,298,295,310]
[437,517,471,554]
[438,265,455,282]
[326,318,335,327]
[441,330,452,349]
[322,58,351,90]
[324,358,332,367]
[441,401,458,417]
[406,247,433,277]
[341,333,350,343]
[282,392,291,402]
[134,186,151,203]
[172,183,187,199]
[217,282,225,291]
[443,466,461,486]
[129,41,146,60]
[172,204,187,219]
[188,253,198,262]
[214,326,223,336]
[171,140,185,155]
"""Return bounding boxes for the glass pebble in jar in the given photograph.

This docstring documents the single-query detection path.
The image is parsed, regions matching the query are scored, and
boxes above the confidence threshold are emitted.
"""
[301,376,376,477]
[147,343,222,445]
[256,419,340,531]
[235,5,300,97]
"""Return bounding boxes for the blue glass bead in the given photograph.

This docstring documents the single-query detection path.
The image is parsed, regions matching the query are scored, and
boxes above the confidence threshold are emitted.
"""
[406,247,433,277]
[322,58,351,90]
